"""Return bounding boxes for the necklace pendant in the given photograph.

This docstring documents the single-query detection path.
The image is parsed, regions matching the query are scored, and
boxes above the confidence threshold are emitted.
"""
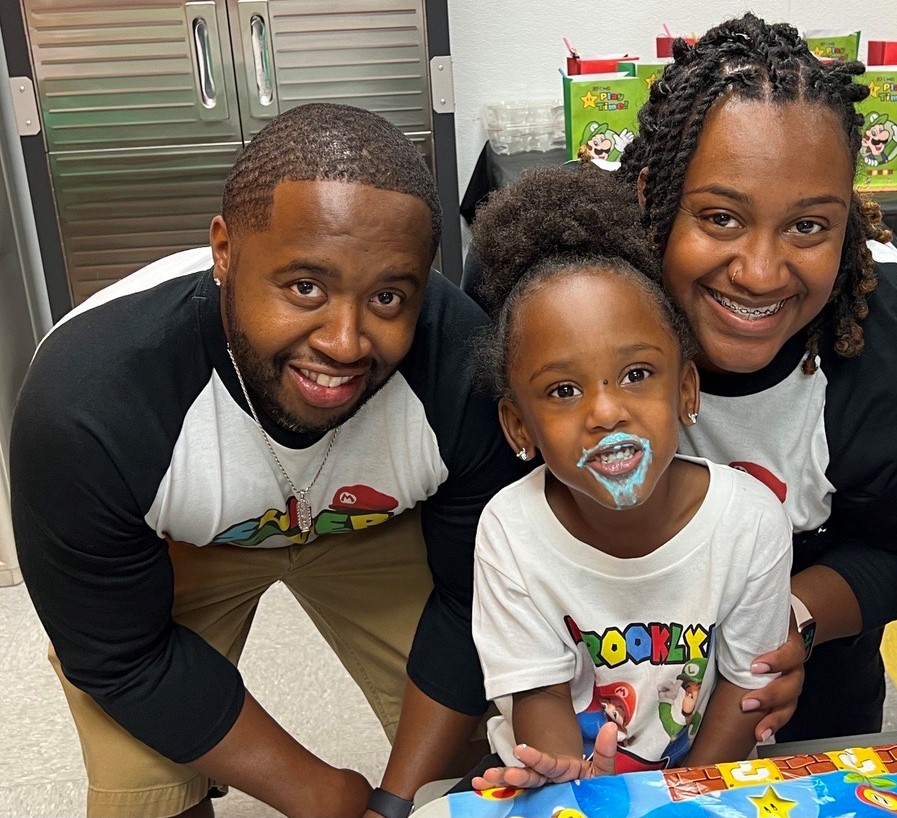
[297,492,313,534]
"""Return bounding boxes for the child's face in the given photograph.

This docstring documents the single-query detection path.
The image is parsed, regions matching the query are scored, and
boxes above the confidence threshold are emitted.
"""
[501,272,696,512]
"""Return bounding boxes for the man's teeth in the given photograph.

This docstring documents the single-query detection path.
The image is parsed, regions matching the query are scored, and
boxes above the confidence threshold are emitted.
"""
[598,446,636,464]
[710,290,786,319]
[301,370,354,388]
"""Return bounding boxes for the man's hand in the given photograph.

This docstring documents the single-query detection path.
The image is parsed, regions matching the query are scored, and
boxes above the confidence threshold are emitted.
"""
[471,723,618,790]
[741,625,805,742]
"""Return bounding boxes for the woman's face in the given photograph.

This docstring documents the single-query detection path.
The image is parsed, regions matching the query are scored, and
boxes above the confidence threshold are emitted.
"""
[661,99,855,374]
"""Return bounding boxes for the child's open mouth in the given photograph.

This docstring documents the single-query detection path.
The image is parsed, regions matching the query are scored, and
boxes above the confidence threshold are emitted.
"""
[578,436,645,478]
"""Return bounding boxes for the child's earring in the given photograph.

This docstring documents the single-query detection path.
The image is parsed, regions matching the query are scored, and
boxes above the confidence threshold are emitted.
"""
[516,448,529,461]
[213,277,222,287]
[687,412,698,425]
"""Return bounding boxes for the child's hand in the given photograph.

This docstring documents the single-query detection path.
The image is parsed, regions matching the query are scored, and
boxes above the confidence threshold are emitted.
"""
[472,723,618,790]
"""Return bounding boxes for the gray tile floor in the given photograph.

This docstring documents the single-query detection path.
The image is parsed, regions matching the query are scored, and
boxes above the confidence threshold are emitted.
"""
[2,580,895,818]
[0,581,389,818]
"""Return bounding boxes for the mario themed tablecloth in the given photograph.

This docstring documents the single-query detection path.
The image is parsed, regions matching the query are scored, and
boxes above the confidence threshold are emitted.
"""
[442,745,897,817]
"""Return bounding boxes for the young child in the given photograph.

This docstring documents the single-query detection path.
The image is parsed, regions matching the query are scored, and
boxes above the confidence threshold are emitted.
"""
[468,165,793,789]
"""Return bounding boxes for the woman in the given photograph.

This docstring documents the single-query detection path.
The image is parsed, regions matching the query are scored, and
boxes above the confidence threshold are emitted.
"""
[615,12,896,744]
[465,12,896,746]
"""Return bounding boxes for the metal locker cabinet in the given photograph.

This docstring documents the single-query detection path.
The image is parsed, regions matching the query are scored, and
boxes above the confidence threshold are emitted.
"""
[21,0,244,304]
[229,0,432,137]
[20,0,455,309]
[49,144,242,302]
[225,0,438,247]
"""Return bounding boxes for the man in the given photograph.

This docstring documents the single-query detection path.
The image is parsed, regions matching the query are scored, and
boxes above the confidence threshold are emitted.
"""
[11,104,521,818]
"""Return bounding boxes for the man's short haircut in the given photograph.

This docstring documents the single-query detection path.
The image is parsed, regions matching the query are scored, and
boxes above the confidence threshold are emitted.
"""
[221,103,442,256]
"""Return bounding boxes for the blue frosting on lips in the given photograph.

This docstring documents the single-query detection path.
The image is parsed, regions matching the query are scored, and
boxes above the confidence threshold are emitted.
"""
[577,432,653,509]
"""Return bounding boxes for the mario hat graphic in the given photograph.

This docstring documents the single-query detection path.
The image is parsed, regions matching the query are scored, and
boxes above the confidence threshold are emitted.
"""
[595,681,636,727]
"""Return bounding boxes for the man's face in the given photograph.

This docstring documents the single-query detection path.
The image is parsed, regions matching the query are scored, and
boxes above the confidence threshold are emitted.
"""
[213,179,433,434]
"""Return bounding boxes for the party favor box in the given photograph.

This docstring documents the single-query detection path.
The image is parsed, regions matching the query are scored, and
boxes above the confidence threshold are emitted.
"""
[617,59,670,92]
[437,744,897,817]
[562,72,648,164]
[856,68,897,191]
[804,28,861,62]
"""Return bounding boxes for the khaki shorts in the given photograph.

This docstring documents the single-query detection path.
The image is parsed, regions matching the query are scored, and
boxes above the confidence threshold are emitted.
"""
[50,505,433,818]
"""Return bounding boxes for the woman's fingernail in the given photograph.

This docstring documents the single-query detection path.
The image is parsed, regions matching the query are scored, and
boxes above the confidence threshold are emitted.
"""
[760,729,773,743]
[742,698,761,712]
[751,662,771,674]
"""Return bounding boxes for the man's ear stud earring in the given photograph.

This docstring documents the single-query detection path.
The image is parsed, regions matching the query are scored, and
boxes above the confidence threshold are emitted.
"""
[688,412,698,425]
[517,448,529,461]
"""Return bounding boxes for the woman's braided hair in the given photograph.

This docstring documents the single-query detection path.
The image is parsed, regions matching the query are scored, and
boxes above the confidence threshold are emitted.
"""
[618,12,892,373]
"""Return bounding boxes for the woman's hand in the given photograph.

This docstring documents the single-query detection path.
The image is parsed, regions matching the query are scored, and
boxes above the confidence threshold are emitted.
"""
[741,623,805,742]
[472,723,617,790]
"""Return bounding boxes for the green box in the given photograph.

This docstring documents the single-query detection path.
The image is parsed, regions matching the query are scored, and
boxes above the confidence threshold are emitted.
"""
[856,68,897,191]
[617,59,670,92]
[804,30,860,62]
[562,72,649,165]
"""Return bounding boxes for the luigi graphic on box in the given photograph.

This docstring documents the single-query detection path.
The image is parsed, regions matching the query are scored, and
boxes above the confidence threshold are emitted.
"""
[862,112,897,167]
[657,657,707,766]
[577,121,634,171]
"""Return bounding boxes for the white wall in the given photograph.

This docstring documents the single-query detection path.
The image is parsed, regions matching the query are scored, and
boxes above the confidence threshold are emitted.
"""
[447,0,897,206]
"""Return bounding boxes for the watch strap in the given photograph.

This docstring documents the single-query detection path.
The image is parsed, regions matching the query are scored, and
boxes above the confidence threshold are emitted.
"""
[790,593,816,662]
[790,593,813,628]
[368,787,414,818]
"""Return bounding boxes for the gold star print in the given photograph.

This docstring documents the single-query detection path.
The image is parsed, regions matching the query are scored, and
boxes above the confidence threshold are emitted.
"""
[869,81,883,98]
[748,786,798,817]
[580,91,598,108]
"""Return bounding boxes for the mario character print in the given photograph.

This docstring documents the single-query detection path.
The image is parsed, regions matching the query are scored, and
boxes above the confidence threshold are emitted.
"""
[577,121,634,171]
[214,484,399,546]
[657,658,707,766]
[862,112,897,167]
[579,680,637,748]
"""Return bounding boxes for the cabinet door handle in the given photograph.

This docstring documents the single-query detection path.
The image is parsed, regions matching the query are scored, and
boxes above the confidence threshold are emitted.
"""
[237,0,278,119]
[249,14,273,106]
[192,17,217,108]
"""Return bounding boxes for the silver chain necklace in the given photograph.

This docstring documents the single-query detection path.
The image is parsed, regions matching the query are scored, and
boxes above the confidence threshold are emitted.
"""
[226,343,341,534]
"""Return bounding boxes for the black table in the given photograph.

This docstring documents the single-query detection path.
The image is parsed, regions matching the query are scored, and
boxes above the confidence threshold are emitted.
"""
[460,144,566,224]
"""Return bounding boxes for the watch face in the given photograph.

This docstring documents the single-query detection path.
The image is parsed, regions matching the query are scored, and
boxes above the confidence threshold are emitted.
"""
[801,620,817,661]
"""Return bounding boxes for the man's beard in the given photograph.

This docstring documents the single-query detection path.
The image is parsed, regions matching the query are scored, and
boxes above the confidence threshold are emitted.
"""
[225,282,395,434]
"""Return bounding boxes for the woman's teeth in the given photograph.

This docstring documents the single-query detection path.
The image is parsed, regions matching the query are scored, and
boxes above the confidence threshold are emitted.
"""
[301,369,354,387]
[710,290,786,320]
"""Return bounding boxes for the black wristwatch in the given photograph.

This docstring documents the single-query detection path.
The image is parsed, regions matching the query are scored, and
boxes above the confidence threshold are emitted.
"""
[790,593,816,662]
[368,787,414,818]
